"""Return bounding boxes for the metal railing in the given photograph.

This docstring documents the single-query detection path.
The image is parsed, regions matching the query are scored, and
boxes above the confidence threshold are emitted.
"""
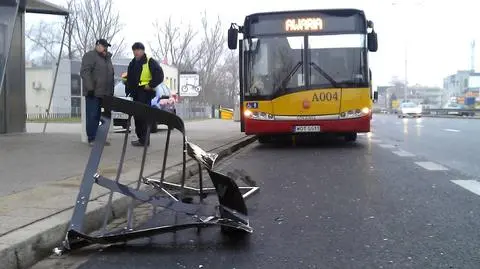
[373,107,480,117]
[422,108,479,117]
[27,103,228,122]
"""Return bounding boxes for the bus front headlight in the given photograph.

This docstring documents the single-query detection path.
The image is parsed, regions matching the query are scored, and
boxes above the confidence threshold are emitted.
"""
[361,107,370,114]
[244,109,274,120]
[340,107,370,119]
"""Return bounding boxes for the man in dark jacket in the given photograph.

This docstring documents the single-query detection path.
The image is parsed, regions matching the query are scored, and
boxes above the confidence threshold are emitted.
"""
[80,39,115,146]
[125,42,164,147]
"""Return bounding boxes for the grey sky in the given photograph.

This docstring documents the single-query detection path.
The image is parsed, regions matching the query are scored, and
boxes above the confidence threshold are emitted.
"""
[33,0,480,88]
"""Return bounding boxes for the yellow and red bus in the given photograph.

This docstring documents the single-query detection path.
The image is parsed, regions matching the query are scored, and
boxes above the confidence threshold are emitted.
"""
[227,9,378,142]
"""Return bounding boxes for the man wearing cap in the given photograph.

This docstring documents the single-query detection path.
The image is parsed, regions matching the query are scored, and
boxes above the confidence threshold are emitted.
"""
[124,42,164,147]
[80,38,115,146]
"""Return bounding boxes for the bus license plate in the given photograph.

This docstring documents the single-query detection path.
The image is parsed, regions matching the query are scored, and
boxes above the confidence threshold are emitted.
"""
[294,125,320,133]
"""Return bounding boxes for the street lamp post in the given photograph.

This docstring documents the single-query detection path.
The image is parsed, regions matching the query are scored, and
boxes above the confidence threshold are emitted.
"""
[405,45,408,101]
[391,0,424,102]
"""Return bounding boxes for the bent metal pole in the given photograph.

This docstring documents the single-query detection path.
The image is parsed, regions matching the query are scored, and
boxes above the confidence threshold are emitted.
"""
[42,15,69,133]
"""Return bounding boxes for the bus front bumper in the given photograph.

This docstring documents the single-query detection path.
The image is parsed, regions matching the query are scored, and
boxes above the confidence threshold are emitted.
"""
[244,116,371,135]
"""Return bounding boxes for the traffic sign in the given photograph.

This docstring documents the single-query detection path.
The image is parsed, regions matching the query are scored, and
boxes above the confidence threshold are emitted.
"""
[179,73,201,97]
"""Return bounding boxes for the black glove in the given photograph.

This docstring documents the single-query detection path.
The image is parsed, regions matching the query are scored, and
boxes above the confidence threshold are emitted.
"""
[87,90,94,97]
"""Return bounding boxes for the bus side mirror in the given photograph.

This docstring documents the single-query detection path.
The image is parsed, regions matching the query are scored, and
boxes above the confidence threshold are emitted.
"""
[228,25,238,50]
[368,30,378,52]
[373,91,379,102]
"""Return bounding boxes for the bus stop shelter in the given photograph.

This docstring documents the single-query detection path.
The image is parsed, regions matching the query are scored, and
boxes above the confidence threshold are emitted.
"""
[0,0,69,134]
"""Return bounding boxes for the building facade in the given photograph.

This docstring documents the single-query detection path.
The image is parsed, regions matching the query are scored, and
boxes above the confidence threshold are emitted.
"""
[443,70,480,105]
[25,59,71,118]
[443,70,471,98]
[378,84,444,109]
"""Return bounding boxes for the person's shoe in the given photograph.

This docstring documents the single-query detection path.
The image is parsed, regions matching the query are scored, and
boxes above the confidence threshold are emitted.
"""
[131,140,149,147]
[88,140,110,146]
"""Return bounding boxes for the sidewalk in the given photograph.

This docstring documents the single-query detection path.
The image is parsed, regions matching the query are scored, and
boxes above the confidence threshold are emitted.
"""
[0,119,239,197]
[0,119,256,269]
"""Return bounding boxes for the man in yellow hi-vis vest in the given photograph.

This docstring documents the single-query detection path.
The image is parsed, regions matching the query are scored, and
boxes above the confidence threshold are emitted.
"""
[124,42,164,147]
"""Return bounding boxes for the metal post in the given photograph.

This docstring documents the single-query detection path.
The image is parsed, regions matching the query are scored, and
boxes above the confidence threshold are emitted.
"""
[43,15,69,133]
[180,136,187,197]
[404,45,408,102]
[80,90,87,143]
[160,128,171,184]
[198,162,204,201]
[101,115,131,234]
[127,123,151,229]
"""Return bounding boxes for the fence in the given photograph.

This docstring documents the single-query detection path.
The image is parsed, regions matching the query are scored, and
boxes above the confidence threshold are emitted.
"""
[26,112,81,121]
[26,102,223,121]
[175,103,213,120]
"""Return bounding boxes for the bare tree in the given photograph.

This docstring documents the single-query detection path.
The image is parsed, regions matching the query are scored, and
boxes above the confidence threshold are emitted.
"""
[149,11,234,105]
[216,50,239,107]
[196,12,226,103]
[26,0,126,61]
[150,16,200,70]
[73,0,126,57]
[26,20,61,63]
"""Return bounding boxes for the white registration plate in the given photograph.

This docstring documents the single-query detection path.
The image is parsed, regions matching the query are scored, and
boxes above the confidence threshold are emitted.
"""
[294,125,321,133]
[112,111,129,119]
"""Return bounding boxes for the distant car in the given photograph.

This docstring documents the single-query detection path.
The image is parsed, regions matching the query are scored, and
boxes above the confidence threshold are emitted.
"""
[112,81,178,132]
[398,102,422,118]
[443,103,475,116]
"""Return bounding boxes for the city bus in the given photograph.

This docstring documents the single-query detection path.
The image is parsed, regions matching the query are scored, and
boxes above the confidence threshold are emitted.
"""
[227,9,378,143]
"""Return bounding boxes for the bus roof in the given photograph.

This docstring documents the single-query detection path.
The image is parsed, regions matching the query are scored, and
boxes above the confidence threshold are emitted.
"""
[245,8,366,19]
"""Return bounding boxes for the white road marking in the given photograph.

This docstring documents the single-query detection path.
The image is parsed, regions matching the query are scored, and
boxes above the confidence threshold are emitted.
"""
[379,144,395,149]
[443,129,460,132]
[415,162,448,171]
[451,180,480,196]
[416,124,424,128]
[392,150,415,157]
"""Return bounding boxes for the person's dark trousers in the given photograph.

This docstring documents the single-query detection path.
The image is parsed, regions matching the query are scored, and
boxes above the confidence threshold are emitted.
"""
[85,95,102,143]
[133,87,155,145]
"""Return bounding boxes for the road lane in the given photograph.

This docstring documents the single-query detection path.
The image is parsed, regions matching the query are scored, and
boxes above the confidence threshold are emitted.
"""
[33,134,480,269]
[372,114,480,178]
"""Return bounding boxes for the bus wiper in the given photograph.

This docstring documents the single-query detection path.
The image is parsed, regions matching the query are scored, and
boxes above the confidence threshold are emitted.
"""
[277,61,303,91]
[309,62,338,88]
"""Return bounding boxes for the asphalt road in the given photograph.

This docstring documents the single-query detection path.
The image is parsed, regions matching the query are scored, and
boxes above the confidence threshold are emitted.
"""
[32,118,480,269]
[371,114,480,178]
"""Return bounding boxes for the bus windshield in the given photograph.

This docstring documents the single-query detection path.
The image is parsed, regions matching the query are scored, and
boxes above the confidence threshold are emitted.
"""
[245,34,367,97]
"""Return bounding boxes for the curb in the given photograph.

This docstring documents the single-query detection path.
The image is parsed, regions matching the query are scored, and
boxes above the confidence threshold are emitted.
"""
[0,135,257,269]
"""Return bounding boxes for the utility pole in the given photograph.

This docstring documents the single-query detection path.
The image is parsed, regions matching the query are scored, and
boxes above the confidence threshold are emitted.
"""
[471,40,475,72]
[391,0,425,103]
[404,45,408,102]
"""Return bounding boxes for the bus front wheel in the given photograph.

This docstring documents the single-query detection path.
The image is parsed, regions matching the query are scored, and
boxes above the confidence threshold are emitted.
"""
[345,133,357,142]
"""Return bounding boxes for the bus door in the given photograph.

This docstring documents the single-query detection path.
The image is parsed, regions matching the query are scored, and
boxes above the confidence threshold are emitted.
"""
[239,39,245,132]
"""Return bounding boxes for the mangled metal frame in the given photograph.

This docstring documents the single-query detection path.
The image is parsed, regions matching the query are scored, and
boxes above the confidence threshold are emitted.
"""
[54,96,259,254]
